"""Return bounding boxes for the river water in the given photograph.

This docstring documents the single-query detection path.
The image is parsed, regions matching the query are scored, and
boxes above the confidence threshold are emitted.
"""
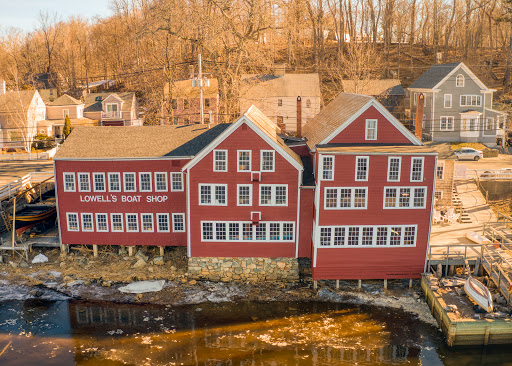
[0,299,511,365]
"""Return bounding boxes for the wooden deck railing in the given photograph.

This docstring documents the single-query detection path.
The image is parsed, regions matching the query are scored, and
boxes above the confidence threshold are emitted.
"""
[0,172,54,202]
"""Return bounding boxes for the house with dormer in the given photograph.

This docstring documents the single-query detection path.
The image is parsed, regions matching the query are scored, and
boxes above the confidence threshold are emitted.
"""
[83,92,142,127]
[409,62,507,146]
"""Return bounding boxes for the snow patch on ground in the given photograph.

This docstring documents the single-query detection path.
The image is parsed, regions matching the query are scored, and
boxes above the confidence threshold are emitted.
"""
[0,284,69,301]
[180,282,247,304]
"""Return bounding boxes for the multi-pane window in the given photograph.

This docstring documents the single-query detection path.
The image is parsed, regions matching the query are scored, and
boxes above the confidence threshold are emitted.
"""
[141,214,154,232]
[171,172,183,191]
[63,173,76,192]
[81,213,94,232]
[201,221,295,242]
[67,213,79,231]
[96,214,108,232]
[434,191,443,200]
[355,157,369,181]
[78,173,90,192]
[173,213,185,232]
[440,116,454,131]
[109,173,121,192]
[324,187,367,209]
[436,163,444,180]
[261,150,275,171]
[213,150,228,172]
[384,187,427,209]
[259,185,288,206]
[199,184,227,205]
[126,214,139,232]
[317,225,416,247]
[238,151,251,171]
[155,173,168,192]
[411,157,424,181]
[237,185,252,206]
[111,214,123,232]
[322,156,334,180]
[444,94,452,108]
[93,173,106,192]
[202,222,213,240]
[486,118,495,130]
[139,173,152,192]
[215,223,227,240]
[388,157,401,182]
[365,119,377,140]
[124,173,136,192]
[157,213,170,232]
[456,74,464,87]
[229,223,240,240]
[460,95,481,107]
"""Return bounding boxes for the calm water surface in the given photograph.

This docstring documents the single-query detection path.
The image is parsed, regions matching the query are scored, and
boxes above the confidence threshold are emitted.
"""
[0,299,511,365]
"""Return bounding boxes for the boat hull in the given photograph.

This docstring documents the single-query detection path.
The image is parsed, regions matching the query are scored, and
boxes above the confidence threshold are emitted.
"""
[464,276,494,312]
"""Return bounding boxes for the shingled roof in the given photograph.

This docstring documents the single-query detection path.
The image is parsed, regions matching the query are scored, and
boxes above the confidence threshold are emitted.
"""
[0,90,37,114]
[240,74,321,98]
[47,94,82,106]
[84,92,135,113]
[341,79,404,96]
[409,63,461,89]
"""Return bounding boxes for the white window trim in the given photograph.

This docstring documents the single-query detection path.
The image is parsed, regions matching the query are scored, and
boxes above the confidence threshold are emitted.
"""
[66,212,79,232]
[125,213,139,232]
[139,172,152,192]
[63,172,76,192]
[141,213,154,232]
[200,221,295,242]
[80,213,94,232]
[111,213,124,232]
[237,150,252,172]
[355,156,369,181]
[237,184,253,206]
[259,184,288,206]
[123,172,136,192]
[410,157,424,182]
[365,119,378,141]
[108,173,121,192]
[105,102,119,112]
[93,172,106,192]
[323,187,368,210]
[440,116,455,131]
[383,186,428,209]
[460,95,481,107]
[198,184,228,206]
[260,150,275,172]
[321,155,334,181]
[435,191,443,200]
[172,213,186,232]
[436,161,445,180]
[154,172,168,192]
[456,74,465,87]
[156,213,170,233]
[77,172,91,192]
[170,172,184,192]
[63,109,70,118]
[213,149,228,172]
[485,117,495,130]
[95,213,109,232]
[444,94,452,108]
[387,157,401,182]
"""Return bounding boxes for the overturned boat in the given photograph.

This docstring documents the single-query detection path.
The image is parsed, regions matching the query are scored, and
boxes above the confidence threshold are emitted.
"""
[464,276,494,313]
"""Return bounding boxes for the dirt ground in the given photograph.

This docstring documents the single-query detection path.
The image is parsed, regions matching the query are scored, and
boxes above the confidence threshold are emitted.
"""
[488,194,512,217]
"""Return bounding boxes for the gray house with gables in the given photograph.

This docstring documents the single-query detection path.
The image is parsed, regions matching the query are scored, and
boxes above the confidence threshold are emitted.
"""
[409,62,507,146]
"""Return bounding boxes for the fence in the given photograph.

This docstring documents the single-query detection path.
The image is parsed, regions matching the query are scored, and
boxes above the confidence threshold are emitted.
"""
[0,146,58,161]
[0,172,54,202]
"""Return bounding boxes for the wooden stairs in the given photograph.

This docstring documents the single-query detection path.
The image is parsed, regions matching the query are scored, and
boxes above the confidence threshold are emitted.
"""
[452,187,472,223]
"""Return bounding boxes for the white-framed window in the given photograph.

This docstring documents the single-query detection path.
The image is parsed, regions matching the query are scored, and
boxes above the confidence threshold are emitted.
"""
[96,213,109,232]
[155,172,168,192]
[434,191,443,200]
[413,92,418,106]
[108,173,121,192]
[139,172,152,192]
[81,213,94,232]
[324,187,368,209]
[66,212,79,231]
[259,184,288,206]
[199,184,227,205]
[456,74,465,87]
[237,184,252,206]
[170,172,184,191]
[436,161,444,180]
[172,213,185,232]
[384,187,427,209]
[444,94,452,108]
[93,173,106,192]
[63,173,76,192]
[317,224,417,247]
[460,95,481,107]
[126,213,139,232]
[157,213,170,232]
[486,118,495,130]
[355,156,369,181]
[78,173,91,192]
[213,150,228,172]
[111,214,124,232]
[410,157,424,182]
[387,157,401,182]
[201,221,295,242]
[365,119,377,140]
[440,116,454,131]
[63,109,69,118]
[261,150,275,172]
[237,150,251,172]
[141,213,154,232]
[123,173,136,192]
[321,155,334,180]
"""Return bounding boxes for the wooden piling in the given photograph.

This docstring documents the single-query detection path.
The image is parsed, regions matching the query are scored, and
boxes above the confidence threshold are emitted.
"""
[93,245,98,257]
[409,278,413,289]
[384,279,388,290]
[159,246,164,256]
[313,280,317,290]
[335,280,340,289]
[358,280,362,289]
[128,246,134,256]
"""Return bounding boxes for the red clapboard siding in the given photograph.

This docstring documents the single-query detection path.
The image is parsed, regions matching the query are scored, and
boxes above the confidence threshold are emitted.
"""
[298,188,314,258]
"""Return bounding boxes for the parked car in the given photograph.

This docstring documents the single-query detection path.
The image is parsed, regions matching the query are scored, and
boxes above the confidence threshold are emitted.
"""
[454,148,484,161]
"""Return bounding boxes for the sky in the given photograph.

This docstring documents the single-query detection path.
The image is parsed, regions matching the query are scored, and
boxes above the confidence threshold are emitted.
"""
[0,0,113,32]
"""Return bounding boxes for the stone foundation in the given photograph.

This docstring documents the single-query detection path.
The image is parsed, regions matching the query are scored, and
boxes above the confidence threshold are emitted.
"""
[187,257,299,282]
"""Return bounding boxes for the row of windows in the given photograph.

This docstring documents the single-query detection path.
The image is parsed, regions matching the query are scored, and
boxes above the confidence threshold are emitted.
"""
[201,221,295,242]
[324,186,427,210]
[442,93,482,108]
[63,172,184,193]
[199,184,288,206]
[318,225,417,247]
[66,212,185,233]
[322,156,425,183]
[213,150,275,172]
[440,116,496,131]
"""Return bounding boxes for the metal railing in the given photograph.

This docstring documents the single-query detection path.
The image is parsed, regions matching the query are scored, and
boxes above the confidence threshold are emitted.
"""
[473,169,512,180]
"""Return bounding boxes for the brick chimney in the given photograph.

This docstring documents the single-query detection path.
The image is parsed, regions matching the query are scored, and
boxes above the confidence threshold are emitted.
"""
[414,93,425,140]
[296,96,302,137]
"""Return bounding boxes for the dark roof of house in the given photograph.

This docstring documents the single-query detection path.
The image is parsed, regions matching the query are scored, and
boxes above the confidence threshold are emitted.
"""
[409,63,461,89]
[47,94,82,106]
[341,79,405,96]
[84,92,135,112]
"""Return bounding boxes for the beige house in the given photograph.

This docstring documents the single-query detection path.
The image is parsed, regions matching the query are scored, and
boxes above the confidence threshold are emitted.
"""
[45,94,98,139]
[84,92,142,126]
[239,69,321,135]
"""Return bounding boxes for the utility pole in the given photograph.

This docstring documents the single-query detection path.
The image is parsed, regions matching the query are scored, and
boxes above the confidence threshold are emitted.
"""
[198,53,204,124]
